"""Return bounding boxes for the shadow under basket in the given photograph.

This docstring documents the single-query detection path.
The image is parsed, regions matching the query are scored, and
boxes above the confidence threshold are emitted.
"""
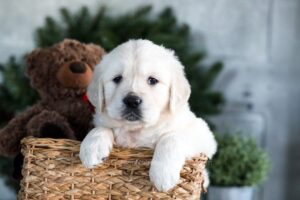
[18,137,208,200]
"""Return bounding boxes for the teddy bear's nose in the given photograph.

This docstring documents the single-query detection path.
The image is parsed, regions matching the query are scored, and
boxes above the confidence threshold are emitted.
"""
[69,61,87,74]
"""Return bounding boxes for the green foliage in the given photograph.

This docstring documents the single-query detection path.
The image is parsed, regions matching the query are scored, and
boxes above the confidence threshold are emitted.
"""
[0,57,38,126]
[0,156,19,190]
[209,134,270,186]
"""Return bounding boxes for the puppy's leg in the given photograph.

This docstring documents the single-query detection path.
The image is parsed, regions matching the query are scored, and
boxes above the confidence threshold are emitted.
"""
[79,127,114,168]
[150,119,217,191]
[149,133,185,192]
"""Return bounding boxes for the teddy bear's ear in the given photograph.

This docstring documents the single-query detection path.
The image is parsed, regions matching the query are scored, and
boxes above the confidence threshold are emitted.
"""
[25,48,50,91]
[26,49,42,78]
[86,44,106,64]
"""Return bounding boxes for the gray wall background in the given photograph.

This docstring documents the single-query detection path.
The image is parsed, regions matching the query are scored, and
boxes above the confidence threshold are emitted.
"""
[0,0,299,199]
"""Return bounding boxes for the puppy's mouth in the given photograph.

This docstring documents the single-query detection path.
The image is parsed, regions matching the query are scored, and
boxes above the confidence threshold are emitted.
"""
[122,109,142,122]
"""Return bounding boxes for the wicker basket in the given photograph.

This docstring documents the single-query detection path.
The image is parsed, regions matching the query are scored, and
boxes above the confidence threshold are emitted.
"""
[18,137,208,200]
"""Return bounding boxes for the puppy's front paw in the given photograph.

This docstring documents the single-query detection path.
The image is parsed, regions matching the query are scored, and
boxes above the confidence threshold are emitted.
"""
[79,133,112,168]
[80,146,110,168]
[149,162,180,192]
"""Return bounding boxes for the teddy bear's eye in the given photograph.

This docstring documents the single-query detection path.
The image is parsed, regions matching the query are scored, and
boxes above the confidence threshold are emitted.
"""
[113,75,123,84]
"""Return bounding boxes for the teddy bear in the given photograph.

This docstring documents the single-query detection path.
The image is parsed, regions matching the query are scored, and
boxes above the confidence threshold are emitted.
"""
[0,39,105,178]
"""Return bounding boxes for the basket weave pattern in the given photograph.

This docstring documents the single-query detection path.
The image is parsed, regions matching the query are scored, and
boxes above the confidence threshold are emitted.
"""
[19,137,208,200]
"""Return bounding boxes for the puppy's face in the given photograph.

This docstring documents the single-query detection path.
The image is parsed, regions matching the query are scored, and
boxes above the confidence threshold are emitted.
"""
[88,40,191,128]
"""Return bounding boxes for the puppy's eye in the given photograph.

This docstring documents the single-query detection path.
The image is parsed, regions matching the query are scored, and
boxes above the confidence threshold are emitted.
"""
[147,77,159,85]
[113,75,122,84]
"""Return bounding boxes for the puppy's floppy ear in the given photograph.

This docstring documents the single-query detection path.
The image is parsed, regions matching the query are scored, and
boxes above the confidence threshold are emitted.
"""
[169,63,191,114]
[87,66,105,112]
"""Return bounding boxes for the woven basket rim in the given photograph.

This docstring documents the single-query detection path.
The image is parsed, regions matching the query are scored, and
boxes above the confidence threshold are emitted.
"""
[21,136,208,160]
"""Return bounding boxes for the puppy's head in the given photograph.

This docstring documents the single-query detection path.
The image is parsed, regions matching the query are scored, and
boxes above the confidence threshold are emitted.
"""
[88,40,191,128]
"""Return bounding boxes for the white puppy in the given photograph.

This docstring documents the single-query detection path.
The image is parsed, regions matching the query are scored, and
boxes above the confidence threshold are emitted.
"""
[79,39,217,191]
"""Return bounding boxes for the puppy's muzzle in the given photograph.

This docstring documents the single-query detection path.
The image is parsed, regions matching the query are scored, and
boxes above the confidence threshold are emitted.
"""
[122,94,142,121]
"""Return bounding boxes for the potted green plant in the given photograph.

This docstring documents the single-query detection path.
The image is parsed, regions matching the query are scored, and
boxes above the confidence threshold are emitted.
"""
[208,134,269,200]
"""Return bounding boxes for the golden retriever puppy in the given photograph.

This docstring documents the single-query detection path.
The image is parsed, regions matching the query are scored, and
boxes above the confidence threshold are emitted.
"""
[80,39,217,191]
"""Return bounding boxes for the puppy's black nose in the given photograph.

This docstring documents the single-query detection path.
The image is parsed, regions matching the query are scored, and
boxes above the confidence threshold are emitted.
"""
[69,61,87,74]
[123,95,142,108]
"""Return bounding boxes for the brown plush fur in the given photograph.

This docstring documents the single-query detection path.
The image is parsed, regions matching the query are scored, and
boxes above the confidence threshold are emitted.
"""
[0,39,105,156]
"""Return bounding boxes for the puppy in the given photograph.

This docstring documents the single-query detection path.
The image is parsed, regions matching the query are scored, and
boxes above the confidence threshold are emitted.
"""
[79,39,217,191]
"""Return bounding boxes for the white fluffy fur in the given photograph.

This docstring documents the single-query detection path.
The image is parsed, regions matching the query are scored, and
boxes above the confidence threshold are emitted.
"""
[79,39,217,191]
